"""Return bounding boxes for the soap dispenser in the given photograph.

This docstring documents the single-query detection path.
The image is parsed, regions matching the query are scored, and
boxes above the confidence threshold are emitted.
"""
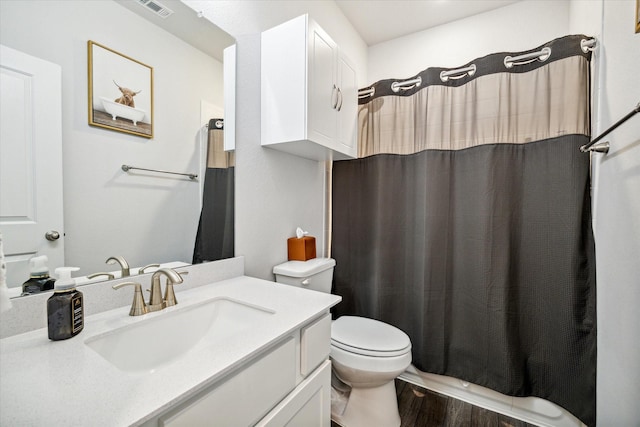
[22,256,56,294]
[47,267,84,341]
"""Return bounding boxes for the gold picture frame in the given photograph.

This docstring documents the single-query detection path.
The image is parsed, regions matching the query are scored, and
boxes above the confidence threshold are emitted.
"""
[88,41,153,138]
[636,0,640,33]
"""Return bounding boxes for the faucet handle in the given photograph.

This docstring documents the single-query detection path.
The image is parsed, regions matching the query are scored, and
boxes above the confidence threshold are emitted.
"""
[87,272,115,280]
[164,271,188,307]
[113,281,148,316]
[138,264,160,274]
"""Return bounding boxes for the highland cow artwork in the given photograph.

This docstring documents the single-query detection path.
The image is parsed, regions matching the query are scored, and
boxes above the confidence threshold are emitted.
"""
[88,41,153,138]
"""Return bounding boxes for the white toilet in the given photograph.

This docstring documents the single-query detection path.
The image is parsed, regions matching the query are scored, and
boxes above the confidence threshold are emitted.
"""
[273,258,412,427]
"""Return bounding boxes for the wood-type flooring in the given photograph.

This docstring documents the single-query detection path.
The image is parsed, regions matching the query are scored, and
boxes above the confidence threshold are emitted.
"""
[331,379,537,427]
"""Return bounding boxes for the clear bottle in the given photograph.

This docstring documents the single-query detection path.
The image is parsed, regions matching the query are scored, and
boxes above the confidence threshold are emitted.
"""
[47,267,83,341]
[22,256,56,294]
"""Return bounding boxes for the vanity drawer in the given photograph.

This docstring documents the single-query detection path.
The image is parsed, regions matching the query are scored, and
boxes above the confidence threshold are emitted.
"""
[159,337,296,427]
[300,313,331,377]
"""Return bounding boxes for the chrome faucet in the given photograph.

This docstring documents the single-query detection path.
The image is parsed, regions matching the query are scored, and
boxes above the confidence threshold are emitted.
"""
[106,256,130,277]
[148,268,183,312]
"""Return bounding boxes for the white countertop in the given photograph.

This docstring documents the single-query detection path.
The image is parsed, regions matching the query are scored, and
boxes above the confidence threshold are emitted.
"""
[0,276,341,426]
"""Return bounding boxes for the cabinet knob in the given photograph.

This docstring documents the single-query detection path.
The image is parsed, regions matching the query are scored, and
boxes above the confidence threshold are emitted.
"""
[336,88,343,111]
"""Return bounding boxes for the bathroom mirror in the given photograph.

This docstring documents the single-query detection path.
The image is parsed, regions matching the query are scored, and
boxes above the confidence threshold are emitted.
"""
[0,0,235,296]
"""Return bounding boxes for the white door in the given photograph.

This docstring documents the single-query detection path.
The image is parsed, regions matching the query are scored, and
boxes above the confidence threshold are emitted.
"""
[0,44,64,288]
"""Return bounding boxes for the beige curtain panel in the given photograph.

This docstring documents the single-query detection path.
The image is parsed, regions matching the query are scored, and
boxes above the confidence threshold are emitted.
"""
[358,36,591,157]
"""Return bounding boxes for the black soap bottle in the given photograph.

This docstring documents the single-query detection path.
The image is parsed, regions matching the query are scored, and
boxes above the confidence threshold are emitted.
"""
[22,256,56,294]
[47,267,83,341]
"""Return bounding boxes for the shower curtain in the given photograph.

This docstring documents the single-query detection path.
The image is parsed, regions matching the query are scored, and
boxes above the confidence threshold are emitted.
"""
[193,119,234,263]
[332,35,596,426]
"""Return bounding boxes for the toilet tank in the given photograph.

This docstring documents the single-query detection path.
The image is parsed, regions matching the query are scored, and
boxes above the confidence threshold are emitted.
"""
[273,258,336,293]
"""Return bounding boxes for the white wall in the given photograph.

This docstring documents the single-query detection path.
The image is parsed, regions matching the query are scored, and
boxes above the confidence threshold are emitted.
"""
[185,0,368,86]
[189,1,368,279]
[0,0,224,276]
[586,1,640,424]
[367,0,570,84]
[232,34,325,280]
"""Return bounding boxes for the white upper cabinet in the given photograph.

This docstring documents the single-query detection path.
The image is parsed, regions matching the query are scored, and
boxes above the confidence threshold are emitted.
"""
[261,15,357,161]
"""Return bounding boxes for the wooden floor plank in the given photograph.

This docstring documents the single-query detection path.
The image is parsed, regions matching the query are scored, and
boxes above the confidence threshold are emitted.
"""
[445,395,473,426]
[497,413,532,427]
[416,389,448,427]
[470,405,500,427]
[397,380,422,427]
[332,379,537,427]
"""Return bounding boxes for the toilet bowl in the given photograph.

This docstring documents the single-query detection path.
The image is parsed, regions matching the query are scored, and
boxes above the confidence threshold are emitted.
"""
[273,258,412,427]
[330,316,412,427]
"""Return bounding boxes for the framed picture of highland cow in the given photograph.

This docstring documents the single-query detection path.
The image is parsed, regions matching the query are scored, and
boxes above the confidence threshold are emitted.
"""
[88,40,153,138]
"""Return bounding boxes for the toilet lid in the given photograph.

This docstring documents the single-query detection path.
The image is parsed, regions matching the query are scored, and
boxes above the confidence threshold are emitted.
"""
[331,316,411,357]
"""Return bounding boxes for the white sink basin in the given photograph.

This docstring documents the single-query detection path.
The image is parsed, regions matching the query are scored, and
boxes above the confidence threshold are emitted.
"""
[85,297,275,373]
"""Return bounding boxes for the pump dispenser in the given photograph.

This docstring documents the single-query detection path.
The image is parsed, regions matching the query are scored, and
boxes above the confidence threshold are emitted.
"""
[22,256,56,294]
[47,267,84,340]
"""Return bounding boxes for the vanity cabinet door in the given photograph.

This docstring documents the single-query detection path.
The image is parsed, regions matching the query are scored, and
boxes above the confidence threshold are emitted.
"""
[300,314,331,376]
[256,360,331,427]
[158,337,296,427]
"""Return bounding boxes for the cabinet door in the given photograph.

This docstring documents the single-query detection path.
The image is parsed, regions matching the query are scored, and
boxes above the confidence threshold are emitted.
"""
[336,55,358,157]
[159,338,296,427]
[308,22,337,147]
[256,360,332,427]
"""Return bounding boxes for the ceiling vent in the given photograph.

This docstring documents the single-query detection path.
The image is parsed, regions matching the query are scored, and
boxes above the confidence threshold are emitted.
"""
[135,0,173,19]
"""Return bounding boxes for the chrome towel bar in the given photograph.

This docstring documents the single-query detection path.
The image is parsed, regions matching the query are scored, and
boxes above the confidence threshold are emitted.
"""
[580,101,640,154]
[121,164,198,180]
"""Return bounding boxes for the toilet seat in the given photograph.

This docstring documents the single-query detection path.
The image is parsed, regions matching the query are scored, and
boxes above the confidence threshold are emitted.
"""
[331,316,411,357]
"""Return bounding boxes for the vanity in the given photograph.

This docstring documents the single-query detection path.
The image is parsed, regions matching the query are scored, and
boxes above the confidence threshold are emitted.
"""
[0,257,341,426]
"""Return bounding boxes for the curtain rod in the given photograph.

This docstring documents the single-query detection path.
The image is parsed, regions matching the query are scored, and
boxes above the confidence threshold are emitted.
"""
[358,87,375,99]
[121,164,198,180]
[391,77,422,92]
[357,37,597,101]
[580,101,640,154]
[440,64,476,82]
[504,47,551,68]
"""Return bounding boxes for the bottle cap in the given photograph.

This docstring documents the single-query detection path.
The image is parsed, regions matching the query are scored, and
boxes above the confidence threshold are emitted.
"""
[29,256,50,276]
[54,267,80,290]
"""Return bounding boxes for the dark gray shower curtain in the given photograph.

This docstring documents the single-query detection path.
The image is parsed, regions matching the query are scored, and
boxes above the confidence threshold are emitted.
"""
[332,35,596,426]
[193,119,234,263]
